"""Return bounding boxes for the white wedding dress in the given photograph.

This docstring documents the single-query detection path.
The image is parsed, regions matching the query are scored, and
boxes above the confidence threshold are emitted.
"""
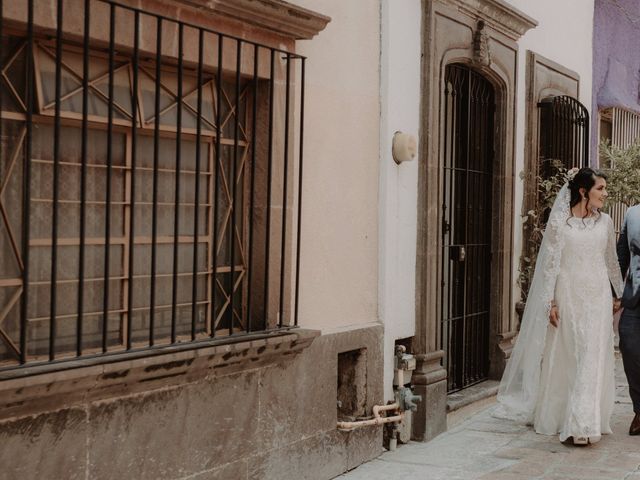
[534,214,620,441]
[494,183,624,442]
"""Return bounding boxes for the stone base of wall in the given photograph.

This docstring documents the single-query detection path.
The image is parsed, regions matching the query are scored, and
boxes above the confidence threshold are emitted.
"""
[0,324,383,480]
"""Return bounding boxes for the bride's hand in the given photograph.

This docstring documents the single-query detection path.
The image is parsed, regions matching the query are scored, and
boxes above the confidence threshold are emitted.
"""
[549,305,559,327]
[613,298,622,314]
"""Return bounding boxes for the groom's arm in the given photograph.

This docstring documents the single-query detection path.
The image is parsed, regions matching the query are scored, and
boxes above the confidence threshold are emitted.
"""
[617,215,630,280]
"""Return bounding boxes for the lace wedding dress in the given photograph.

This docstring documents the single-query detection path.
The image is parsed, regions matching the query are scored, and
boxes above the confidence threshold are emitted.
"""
[534,214,621,441]
[494,183,624,442]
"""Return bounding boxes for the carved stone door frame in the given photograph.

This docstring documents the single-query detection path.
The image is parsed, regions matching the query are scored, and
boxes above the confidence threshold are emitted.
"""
[412,0,536,441]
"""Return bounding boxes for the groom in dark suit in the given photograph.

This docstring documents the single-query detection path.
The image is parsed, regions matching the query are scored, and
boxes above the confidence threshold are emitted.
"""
[617,204,640,435]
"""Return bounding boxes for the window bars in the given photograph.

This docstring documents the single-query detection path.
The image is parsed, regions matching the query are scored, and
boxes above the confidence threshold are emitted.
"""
[538,95,590,176]
[0,0,306,376]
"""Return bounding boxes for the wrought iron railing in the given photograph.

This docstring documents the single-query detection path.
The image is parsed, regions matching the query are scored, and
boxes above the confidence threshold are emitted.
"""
[0,0,306,376]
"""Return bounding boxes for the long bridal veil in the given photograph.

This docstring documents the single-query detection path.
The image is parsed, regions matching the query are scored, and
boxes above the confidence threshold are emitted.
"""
[494,183,571,423]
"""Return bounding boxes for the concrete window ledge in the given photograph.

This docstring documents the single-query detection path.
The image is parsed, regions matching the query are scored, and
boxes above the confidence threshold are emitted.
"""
[0,328,320,421]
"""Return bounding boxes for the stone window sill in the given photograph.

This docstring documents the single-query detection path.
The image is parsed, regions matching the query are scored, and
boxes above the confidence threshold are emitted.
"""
[0,328,320,421]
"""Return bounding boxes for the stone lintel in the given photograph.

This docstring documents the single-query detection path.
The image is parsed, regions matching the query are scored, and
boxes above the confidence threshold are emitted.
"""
[448,0,538,40]
[178,0,331,40]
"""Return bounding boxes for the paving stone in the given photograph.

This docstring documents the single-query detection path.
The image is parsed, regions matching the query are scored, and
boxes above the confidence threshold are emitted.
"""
[596,451,640,470]
[545,464,628,479]
[341,356,640,480]
[493,446,567,461]
[466,418,530,434]
[497,458,556,476]
[477,473,532,480]
[337,460,481,480]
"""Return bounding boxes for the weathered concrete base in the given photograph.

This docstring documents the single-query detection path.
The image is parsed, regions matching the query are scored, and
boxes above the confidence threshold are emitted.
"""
[412,379,447,442]
[490,330,517,380]
[411,351,447,442]
[0,324,383,480]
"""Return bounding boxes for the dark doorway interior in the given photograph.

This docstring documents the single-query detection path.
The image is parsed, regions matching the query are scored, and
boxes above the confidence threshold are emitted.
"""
[440,64,495,393]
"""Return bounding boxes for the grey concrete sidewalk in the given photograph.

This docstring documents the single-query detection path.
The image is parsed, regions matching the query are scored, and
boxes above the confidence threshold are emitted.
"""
[339,356,640,480]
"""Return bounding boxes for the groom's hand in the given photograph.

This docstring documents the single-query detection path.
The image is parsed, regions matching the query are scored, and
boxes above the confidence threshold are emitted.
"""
[613,298,622,314]
[549,306,559,327]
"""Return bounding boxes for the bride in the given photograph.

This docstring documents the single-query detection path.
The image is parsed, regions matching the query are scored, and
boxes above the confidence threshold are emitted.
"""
[495,167,624,445]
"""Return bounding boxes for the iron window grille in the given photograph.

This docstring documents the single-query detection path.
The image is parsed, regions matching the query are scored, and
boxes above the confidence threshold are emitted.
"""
[535,95,589,227]
[0,0,306,377]
[538,95,589,177]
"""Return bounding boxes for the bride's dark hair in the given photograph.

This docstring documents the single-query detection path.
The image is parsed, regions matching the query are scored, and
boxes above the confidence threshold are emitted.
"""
[567,167,607,223]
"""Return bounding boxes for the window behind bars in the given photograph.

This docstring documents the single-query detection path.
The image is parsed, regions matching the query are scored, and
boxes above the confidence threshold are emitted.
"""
[0,0,305,374]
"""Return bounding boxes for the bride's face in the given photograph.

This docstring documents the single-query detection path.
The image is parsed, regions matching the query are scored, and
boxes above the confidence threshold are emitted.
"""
[588,176,608,209]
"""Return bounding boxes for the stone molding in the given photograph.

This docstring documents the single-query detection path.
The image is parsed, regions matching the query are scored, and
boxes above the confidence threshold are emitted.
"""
[0,328,320,421]
[413,350,447,386]
[178,0,331,39]
[414,0,528,440]
[472,20,492,67]
[445,0,537,40]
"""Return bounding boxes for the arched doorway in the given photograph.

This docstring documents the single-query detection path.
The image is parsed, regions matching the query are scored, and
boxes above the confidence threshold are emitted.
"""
[440,64,495,392]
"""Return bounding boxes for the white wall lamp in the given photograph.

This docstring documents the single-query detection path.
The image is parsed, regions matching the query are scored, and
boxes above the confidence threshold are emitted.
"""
[392,131,417,164]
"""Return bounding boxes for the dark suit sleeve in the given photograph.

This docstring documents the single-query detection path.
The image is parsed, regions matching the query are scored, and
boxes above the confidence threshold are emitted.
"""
[617,214,630,282]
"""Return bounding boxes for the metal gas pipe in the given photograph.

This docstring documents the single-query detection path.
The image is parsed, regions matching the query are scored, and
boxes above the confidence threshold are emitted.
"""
[336,345,421,445]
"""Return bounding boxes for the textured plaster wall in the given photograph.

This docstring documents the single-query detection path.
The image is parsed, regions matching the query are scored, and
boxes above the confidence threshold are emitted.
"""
[592,0,640,156]
[292,0,381,331]
[506,0,595,312]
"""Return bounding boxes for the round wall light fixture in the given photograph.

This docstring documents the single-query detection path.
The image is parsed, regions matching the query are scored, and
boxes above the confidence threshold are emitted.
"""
[392,131,417,164]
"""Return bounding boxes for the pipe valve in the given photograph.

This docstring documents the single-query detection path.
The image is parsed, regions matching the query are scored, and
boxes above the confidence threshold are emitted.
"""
[397,387,422,412]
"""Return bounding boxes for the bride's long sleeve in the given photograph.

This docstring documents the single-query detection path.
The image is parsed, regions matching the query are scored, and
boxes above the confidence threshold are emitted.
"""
[605,214,624,298]
[539,212,563,308]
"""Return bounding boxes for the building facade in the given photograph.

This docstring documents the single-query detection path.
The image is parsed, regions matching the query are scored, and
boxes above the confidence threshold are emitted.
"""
[0,0,606,478]
[0,1,387,478]
[377,0,595,441]
[593,0,640,158]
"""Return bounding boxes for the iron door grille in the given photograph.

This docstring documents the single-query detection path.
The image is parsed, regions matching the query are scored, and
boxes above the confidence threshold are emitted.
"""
[441,64,494,393]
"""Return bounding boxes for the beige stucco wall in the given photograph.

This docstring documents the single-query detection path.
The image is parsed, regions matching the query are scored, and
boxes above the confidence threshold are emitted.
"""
[293,0,381,330]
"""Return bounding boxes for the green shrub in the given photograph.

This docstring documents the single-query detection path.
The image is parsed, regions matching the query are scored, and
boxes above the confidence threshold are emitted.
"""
[599,140,640,207]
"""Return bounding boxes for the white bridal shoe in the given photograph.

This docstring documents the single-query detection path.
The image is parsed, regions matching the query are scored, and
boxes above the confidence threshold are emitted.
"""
[573,436,589,445]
